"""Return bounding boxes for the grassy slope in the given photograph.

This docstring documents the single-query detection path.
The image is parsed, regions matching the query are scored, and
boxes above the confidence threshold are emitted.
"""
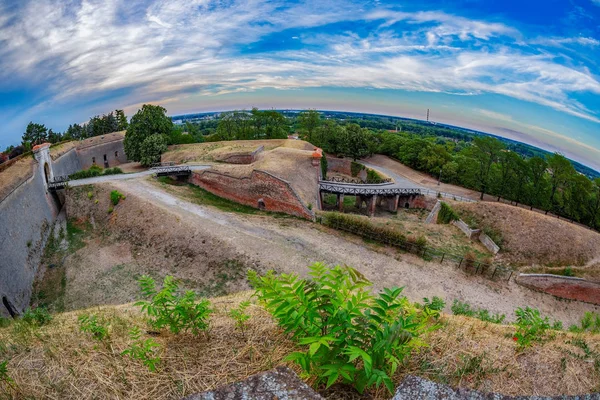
[2,292,600,399]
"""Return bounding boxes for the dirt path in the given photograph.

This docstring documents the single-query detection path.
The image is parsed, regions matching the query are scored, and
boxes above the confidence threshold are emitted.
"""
[108,177,600,326]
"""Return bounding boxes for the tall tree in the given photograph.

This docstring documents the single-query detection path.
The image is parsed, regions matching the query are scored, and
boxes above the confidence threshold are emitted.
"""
[22,122,48,147]
[469,136,504,200]
[345,124,369,161]
[547,153,575,214]
[298,109,321,143]
[527,156,548,210]
[115,109,129,131]
[124,104,173,162]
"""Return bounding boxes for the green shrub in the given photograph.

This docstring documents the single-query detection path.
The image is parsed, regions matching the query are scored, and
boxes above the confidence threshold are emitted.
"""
[79,314,109,341]
[563,267,574,277]
[569,312,600,334]
[136,275,212,335]
[87,191,94,199]
[21,307,52,326]
[422,296,446,319]
[121,327,161,372]
[366,168,383,183]
[350,161,364,177]
[514,307,551,349]
[437,202,459,224]
[69,165,104,180]
[320,155,328,180]
[103,167,123,176]
[110,190,125,206]
[451,300,505,324]
[228,301,251,336]
[248,263,436,393]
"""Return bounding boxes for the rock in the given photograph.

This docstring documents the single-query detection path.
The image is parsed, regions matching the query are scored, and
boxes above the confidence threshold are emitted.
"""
[182,366,323,400]
[392,375,600,400]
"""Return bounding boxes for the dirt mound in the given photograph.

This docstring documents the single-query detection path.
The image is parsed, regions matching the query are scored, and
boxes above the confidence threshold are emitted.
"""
[455,201,600,268]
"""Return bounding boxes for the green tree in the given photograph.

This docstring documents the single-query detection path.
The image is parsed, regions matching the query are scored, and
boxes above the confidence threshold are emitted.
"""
[528,156,548,210]
[298,109,321,143]
[345,124,369,161]
[22,122,48,147]
[124,104,173,162]
[469,137,505,200]
[115,109,128,131]
[587,179,600,229]
[546,153,575,214]
[139,134,168,167]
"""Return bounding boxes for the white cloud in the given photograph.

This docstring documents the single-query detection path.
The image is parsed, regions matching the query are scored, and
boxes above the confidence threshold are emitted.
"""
[0,0,598,127]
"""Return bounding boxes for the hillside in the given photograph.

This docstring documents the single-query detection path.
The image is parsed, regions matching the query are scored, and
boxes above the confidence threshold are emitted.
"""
[3,292,600,399]
[454,201,600,270]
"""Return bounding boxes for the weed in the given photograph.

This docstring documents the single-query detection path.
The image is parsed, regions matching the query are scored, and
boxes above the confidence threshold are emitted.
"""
[136,275,212,335]
[514,307,551,349]
[422,296,446,319]
[454,352,500,387]
[451,300,505,324]
[563,267,574,277]
[249,263,436,394]
[569,312,600,334]
[95,199,99,204]
[0,317,11,328]
[79,314,109,341]
[21,307,52,327]
[87,191,93,199]
[308,203,313,211]
[228,301,251,337]
[0,359,15,390]
[110,190,125,206]
[121,327,161,372]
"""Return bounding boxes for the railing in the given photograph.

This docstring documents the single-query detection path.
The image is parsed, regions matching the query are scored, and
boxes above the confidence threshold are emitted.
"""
[420,188,477,203]
[48,175,70,191]
[151,164,191,177]
[322,176,392,184]
[319,182,422,196]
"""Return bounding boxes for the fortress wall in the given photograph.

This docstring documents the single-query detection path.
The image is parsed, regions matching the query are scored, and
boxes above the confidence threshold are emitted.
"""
[77,140,127,169]
[326,156,352,176]
[218,145,264,164]
[189,169,314,220]
[52,147,82,177]
[0,171,58,317]
[516,274,600,305]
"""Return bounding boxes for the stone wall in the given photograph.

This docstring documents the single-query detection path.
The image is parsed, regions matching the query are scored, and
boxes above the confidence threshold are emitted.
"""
[52,147,82,178]
[0,146,67,317]
[189,169,314,220]
[218,145,264,164]
[516,274,600,305]
[452,219,481,240]
[77,139,127,169]
[479,233,500,255]
[425,200,442,224]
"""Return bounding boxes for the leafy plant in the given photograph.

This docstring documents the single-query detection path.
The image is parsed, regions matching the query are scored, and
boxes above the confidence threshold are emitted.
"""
[228,301,251,336]
[136,275,212,335]
[422,296,446,319]
[350,161,364,177]
[249,263,435,394]
[569,312,600,334]
[21,307,52,326]
[121,327,161,372]
[110,190,125,206]
[514,307,551,349]
[79,314,109,341]
[437,202,460,224]
[451,300,505,324]
[0,359,15,389]
[87,191,94,199]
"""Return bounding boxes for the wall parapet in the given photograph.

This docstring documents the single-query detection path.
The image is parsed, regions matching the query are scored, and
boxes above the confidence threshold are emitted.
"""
[189,168,315,220]
[516,273,600,305]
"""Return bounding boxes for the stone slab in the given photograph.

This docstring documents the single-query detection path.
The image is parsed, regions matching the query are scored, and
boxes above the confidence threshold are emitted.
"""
[183,366,323,400]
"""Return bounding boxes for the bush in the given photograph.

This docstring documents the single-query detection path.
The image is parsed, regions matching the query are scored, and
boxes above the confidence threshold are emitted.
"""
[366,168,383,183]
[110,190,125,206]
[21,307,52,326]
[248,263,437,393]
[136,275,212,335]
[79,314,109,341]
[320,155,328,180]
[514,307,551,349]
[350,161,364,177]
[69,164,104,180]
[102,167,123,176]
[437,202,460,224]
[121,326,161,372]
[451,300,505,324]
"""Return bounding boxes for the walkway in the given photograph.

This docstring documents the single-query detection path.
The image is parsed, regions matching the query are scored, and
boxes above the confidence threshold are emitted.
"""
[67,165,210,187]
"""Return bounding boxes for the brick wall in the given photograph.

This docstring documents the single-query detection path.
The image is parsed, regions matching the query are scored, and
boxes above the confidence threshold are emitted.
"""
[516,274,600,305]
[326,157,352,176]
[189,169,315,220]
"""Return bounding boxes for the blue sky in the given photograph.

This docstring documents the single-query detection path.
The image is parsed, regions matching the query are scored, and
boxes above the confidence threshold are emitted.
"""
[0,0,599,169]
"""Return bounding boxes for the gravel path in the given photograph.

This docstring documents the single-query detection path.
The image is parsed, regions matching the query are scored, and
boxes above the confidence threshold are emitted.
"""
[68,165,210,187]
[110,177,600,326]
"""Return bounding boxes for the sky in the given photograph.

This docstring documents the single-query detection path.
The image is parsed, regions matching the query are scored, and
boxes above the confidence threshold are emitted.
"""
[0,0,599,169]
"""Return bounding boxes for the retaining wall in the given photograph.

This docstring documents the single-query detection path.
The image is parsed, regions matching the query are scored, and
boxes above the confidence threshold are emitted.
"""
[451,219,481,240]
[189,169,314,220]
[78,139,127,169]
[52,147,82,177]
[326,156,352,176]
[218,145,264,164]
[516,274,600,305]
[479,233,500,255]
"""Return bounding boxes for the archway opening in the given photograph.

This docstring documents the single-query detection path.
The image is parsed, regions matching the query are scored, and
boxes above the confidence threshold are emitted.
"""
[44,162,50,184]
[2,296,18,318]
[404,202,410,209]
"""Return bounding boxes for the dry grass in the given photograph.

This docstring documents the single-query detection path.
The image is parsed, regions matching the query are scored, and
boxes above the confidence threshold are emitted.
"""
[0,156,34,201]
[455,202,600,269]
[50,141,77,160]
[2,293,600,399]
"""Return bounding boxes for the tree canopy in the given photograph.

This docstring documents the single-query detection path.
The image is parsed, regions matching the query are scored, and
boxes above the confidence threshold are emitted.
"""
[124,104,173,162]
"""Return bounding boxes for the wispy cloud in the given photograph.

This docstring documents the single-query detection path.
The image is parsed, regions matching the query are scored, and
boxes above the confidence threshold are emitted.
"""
[0,0,599,134]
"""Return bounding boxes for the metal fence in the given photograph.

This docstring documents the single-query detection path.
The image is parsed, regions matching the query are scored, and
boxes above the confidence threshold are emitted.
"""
[322,176,392,184]
[316,215,514,282]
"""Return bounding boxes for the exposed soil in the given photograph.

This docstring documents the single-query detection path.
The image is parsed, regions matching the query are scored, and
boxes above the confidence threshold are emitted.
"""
[56,177,600,326]
[455,201,600,270]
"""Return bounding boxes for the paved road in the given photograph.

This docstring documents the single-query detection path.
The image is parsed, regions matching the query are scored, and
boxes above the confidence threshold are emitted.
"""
[68,165,210,187]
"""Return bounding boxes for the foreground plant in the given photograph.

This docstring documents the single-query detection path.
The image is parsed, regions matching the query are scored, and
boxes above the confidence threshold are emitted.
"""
[228,301,251,337]
[21,307,52,327]
[249,262,438,393]
[78,314,109,341]
[136,275,212,335]
[121,327,161,372]
[514,307,551,349]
